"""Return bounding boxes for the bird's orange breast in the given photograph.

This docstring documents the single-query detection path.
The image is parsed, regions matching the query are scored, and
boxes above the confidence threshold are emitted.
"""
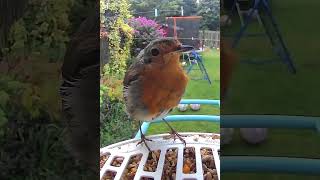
[221,40,238,100]
[141,55,188,117]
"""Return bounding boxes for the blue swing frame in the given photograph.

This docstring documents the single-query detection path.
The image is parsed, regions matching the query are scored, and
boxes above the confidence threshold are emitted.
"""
[184,50,213,85]
[226,0,297,74]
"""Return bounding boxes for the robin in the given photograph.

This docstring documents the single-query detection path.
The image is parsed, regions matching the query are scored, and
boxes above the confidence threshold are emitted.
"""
[123,38,193,150]
[221,39,237,101]
[220,39,238,145]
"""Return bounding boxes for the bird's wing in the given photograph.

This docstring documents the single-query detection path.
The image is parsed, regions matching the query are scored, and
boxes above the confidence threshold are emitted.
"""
[61,7,99,81]
[59,5,99,170]
[123,61,144,104]
[123,60,144,87]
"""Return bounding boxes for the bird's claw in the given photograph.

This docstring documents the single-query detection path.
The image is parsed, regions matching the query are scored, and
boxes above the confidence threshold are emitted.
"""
[169,130,186,146]
[136,134,153,151]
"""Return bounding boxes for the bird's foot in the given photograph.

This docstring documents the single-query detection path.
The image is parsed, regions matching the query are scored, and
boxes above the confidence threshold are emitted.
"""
[169,130,186,146]
[136,133,153,151]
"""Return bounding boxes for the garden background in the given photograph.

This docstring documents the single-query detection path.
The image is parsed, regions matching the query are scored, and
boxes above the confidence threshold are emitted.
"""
[100,0,220,147]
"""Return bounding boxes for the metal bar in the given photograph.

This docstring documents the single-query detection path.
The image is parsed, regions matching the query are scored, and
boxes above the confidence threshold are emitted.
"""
[134,99,220,139]
[134,122,151,139]
[221,115,320,131]
[166,16,202,19]
[153,115,220,123]
[230,0,296,73]
[179,99,220,106]
[223,33,266,37]
[221,156,320,175]
[134,115,220,139]
[232,0,260,48]
[260,0,296,73]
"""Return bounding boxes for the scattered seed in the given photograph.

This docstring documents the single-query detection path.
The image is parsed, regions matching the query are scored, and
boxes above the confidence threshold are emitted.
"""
[100,153,110,169]
[183,164,191,173]
[122,154,143,180]
[162,148,178,180]
[143,150,161,172]
[212,134,220,140]
[183,147,196,174]
[201,148,217,179]
[111,156,124,167]
[101,171,117,180]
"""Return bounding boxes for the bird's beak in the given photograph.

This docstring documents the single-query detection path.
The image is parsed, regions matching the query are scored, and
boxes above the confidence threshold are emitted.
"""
[176,45,194,52]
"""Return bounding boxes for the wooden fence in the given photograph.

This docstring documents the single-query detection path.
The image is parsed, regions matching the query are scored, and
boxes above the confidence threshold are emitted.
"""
[199,30,220,49]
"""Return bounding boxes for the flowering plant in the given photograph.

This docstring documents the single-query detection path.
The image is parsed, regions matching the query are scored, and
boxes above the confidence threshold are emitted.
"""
[128,17,167,55]
[100,26,108,39]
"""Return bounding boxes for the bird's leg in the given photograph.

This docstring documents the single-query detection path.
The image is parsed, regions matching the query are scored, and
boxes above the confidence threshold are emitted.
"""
[136,121,152,151]
[162,118,186,146]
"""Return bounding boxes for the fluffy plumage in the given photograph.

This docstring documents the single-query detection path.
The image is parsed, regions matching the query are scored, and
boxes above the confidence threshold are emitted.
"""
[59,5,99,172]
[123,38,189,122]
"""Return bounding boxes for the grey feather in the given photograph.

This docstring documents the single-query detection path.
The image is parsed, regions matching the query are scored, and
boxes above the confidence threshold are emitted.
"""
[59,5,99,172]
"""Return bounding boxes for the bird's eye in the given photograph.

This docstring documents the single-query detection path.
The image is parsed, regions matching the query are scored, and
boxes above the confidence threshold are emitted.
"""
[151,48,160,56]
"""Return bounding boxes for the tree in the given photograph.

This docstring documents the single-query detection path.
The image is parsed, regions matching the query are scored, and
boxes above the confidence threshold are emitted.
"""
[130,0,219,30]
[182,0,198,16]
[197,0,220,30]
[101,0,133,76]
[130,0,184,23]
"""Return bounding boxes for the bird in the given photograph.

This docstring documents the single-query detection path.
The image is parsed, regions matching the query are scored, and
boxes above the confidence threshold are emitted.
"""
[59,5,100,173]
[220,39,238,101]
[123,38,193,151]
[220,39,238,145]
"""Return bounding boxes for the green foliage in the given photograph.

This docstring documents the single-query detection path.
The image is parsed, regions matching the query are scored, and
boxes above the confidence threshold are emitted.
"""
[100,65,136,147]
[100,98,137,147]
[69,0,97,35]
[0,119,96,179]
[130,0,184,23]
[0,76,45,126]
[0,1,98,178]
[101,0,133,76]
[197,0,220,30]
[2,0,73,62]
[100,75,123,103]
[130,0,220,30]
[182,0,198,16]
[0,75,44,140]
[100,72,137,147]
[100,0,138,147]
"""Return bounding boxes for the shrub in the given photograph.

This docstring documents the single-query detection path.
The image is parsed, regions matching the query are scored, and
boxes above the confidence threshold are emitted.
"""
[100,97,137,147]
[101,0,133,76]
[128,17,166,56]
[2,0,73,62]
[100,75,137,147]
[100,0,138,147]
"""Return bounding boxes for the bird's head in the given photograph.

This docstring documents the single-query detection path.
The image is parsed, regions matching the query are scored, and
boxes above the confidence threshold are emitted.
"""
[139,38,194,65]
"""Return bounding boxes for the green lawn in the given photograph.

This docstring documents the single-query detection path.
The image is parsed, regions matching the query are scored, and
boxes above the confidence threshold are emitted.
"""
[146,49,220,135]
[222,1,320,179]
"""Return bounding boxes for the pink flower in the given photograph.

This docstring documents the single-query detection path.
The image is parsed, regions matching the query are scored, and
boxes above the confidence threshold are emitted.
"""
[128,17,165,38]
